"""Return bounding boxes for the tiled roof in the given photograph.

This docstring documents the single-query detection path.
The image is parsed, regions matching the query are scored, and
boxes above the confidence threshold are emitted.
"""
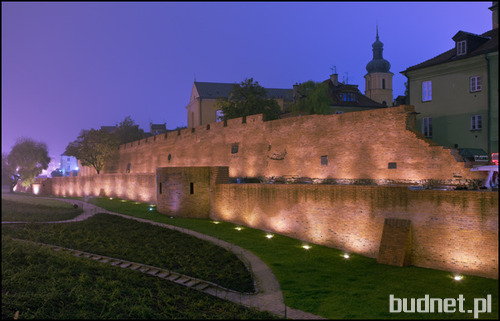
[402,28,498,73]
[321,79,385,108]
[194,82,294,101]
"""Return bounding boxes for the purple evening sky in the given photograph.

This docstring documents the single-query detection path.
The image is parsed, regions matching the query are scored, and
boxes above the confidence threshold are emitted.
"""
[1,1,493,163]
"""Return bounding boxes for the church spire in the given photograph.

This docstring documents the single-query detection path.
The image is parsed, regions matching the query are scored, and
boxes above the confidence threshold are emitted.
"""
[364,25,394,106]
[366,25,390,73]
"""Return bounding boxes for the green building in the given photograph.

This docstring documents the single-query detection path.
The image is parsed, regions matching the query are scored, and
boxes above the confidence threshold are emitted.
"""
[401,2,498,160]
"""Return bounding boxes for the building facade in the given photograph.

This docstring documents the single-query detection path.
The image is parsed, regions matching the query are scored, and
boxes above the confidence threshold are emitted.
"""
[323,73,385,114]
[185,81,293,128]
[60,154,79,176]
[401,2,498,157]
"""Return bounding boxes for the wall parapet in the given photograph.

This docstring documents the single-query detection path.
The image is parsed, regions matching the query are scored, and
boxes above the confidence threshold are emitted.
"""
[94,105,485,185]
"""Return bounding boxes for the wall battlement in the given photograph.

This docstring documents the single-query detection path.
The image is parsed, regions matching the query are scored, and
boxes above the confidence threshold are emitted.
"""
[79,105,484,185]
[118,114,264,150]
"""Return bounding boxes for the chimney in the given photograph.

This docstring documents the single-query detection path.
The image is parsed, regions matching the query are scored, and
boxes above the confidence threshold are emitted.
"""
[293,83,301,101]
[330,74,338,86]
[490,1,498,29]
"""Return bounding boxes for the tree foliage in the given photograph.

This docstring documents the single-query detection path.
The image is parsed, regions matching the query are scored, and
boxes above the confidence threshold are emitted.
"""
[114,116,144,144]
[65,129,118,174]
[290,81,332,115]
[214,78,281,121]
[2,153,18,191]
[3,138,50,191]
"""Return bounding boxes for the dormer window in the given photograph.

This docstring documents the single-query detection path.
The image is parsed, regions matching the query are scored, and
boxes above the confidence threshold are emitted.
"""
[341,92,356,102]
[457,40,467,56]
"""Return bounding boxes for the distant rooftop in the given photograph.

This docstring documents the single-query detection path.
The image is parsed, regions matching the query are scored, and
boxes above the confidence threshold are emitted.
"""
[194,81,294,101]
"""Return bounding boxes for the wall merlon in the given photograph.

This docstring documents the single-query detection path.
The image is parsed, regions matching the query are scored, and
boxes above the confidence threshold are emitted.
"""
[90,105,486,183]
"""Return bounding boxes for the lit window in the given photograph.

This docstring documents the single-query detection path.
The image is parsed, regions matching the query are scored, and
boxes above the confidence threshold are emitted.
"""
[470,76,482,92]
[422,117,432,138]
[342,93,356,102]
[457,40,466,56]
[422,81,432,102]
[471,115,482,130]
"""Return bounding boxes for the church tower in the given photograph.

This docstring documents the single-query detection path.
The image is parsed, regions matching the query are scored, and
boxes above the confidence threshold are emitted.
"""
[364,26,393,106]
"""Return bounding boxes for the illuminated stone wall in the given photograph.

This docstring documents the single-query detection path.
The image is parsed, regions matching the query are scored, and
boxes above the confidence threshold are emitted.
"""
[46,174,156,203]
[46,167,498,278]
[211,184,498,279]
[156,167,212,218]
[94,105,484,184]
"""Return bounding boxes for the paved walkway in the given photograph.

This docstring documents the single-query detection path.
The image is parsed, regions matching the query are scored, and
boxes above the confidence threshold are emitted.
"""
[3,198,325,319]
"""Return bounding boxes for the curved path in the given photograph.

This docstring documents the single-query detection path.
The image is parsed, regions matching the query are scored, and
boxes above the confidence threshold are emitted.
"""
[3,198,325,319]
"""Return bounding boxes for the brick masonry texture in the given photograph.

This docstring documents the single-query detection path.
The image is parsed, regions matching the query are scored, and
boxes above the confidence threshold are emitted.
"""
[377,218,412,267]
[211,184,498,279]
[156,167,211,218]
[81,105,484,184]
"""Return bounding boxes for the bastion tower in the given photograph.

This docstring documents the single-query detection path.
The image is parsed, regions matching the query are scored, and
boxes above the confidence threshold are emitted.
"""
[364,26,394,106]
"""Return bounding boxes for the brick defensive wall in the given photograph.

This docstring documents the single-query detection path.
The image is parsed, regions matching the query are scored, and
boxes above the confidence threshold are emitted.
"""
[79,105,485,185]
[44,105,498,278]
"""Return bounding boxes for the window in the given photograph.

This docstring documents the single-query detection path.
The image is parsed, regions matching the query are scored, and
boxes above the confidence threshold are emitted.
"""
[321,155,328,166]
[216,110,224,122]
[382,79,386,89]
[190,182,194,194]
[388,162,397,169]
[457,40,466,56]
[422,117,432,138]
[471,115,482,130]
[342,93,356,102]
[470,76,482,92]
[126,163,131,173]
[231,143,239,154]
[422,81,432,102]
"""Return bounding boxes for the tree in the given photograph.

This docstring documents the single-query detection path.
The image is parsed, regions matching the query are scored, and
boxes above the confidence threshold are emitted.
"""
[290,81,332,115]
[114,116,144,144]
[2,153,18,192]
[3,138,50,192]
[214,78,281,121]
[65,129,119,174]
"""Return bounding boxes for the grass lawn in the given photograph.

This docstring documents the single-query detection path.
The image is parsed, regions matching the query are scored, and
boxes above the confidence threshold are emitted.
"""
[76,196,499,319]
[2,214,254,293]
[1,193,82,222]
[1,236,278,320]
